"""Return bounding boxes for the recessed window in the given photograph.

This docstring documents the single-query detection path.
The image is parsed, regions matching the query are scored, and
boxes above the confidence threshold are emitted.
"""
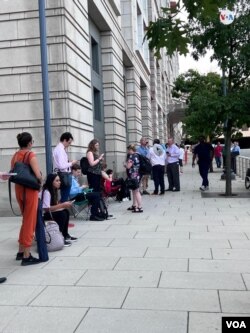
[91,37,99,74]
[93,88,101,121]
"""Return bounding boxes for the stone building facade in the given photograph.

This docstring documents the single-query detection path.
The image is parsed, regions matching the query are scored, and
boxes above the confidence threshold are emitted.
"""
[0,0,178,175]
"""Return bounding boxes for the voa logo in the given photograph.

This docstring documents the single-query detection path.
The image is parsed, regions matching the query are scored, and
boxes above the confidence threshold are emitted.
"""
[220,9,234,25]
[226,320,246,329]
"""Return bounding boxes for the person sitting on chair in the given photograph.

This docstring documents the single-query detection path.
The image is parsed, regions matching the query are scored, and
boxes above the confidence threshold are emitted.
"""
[101,164,129,202]
[70,164,105,221]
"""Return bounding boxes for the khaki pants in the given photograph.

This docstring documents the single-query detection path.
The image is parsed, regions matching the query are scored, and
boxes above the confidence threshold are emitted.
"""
[140,175,149,192]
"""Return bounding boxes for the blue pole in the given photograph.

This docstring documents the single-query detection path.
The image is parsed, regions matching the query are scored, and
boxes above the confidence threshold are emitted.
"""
[38,0,53,174]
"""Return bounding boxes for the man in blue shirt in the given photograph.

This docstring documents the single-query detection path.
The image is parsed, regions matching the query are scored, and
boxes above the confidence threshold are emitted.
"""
[137,137,150,195]
[70,164,105,221]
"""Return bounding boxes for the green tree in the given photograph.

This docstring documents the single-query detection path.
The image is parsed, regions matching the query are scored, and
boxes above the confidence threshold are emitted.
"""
[173,70,223,141]
[146,0,250,195]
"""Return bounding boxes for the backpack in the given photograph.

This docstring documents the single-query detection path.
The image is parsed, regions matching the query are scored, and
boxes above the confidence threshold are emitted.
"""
[98,198,109,219]
[80,157,90,175]
[138,154,152,175]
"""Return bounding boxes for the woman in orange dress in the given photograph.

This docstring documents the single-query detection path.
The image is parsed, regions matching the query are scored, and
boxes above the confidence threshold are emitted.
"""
[11,132,42,266]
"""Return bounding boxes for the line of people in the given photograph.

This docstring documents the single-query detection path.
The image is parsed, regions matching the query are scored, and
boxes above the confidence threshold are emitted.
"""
[5,131,183,267]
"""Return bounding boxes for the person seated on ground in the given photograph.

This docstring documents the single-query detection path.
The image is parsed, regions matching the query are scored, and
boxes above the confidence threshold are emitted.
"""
[70,164,105,221]
[40,173,77,247]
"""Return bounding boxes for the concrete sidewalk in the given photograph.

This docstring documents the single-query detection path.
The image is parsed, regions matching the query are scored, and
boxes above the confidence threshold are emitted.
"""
[0,162,250,333]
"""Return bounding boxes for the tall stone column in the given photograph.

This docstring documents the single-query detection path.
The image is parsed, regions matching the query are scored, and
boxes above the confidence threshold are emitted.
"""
[101,31,127,174]
[141,85,152,141]
[125,67,141,144]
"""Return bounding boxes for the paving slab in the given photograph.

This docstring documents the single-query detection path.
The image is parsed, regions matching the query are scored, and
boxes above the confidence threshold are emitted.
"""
[115,257,188,272]
[145,247,211,259]
[190,259,250,273]
[31,286,128,308]
[1,306,87,333]
[81,246,146,257]
[76,308,187,333]
[0,285,45,306]
[170,239,230,248]
[189,312,250,333]
[123,288,220,312]
[43,256,119,270]
[109,238,170,248]
[159,271,245,290]
[191,231,247,240]
[77,269,160,287]
[220,290,250,313]
[212,248,250,260]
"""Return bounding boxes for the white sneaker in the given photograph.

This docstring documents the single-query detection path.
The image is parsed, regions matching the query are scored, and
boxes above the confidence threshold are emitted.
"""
[199,186,205,191]
[204,186,209,191]
[122,198,129,202]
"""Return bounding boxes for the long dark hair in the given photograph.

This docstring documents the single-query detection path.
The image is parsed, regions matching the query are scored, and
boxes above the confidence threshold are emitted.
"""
[42,173,59,205]
[87,139,99,153]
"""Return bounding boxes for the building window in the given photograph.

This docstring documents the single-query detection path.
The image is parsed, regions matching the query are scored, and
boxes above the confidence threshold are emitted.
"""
[93,88,101,121]
[91,37,99,74]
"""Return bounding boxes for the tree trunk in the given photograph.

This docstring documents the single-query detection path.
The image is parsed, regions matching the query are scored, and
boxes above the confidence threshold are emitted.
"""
[225,126,232,196]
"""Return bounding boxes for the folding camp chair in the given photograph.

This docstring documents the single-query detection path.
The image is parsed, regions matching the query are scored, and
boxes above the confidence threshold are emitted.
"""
[71,199,91,220]
[71,188,93,220]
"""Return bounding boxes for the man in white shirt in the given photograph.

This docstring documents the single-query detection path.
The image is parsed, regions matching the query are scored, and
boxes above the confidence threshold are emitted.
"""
[166,138,180,191]
[53,132,77,202]
[147,139,166,195]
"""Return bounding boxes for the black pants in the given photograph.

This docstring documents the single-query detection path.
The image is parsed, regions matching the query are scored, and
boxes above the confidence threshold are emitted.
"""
[44,209,69,239]
[71,192,102,217]
[152,165,165,194]
[167,162,180,190]
[198,163,210,187]
[87,172,102,192]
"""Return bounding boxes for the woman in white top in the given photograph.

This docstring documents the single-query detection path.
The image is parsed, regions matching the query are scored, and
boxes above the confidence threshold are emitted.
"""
[40,173,77,246]
[179,144,185,173]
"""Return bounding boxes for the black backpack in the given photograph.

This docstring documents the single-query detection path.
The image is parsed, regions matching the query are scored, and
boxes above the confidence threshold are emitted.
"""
[98,198,109,219]
[138,154,152,175]
[80,157,90,175]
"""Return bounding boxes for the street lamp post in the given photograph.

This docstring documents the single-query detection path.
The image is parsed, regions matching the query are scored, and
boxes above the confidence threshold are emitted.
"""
[38,0,52,174]
[220,9,235,195]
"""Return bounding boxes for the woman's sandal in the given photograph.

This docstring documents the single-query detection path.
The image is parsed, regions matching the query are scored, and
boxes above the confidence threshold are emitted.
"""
[132,207,143,213]
[127,205,136,211]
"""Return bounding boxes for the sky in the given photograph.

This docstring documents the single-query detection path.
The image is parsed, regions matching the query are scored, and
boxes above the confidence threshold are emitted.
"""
[179,52,221,75]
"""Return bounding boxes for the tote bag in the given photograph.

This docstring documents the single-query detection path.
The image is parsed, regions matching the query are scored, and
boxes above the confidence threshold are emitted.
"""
[45,221,64,252]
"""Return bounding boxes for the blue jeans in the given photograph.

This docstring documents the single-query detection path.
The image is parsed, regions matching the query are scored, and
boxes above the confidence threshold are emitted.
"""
[60,174,72,202]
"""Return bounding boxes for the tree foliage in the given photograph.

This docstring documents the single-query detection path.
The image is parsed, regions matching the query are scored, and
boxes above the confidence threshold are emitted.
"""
[146,0,250,195]
[172,70,250,141]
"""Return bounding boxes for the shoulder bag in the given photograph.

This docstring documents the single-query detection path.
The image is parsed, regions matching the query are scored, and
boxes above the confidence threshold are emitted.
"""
[9,151,41,190]
[54,168,72,188]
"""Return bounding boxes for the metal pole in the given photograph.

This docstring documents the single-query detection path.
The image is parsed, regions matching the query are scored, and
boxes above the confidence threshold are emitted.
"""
[38,0,53,174]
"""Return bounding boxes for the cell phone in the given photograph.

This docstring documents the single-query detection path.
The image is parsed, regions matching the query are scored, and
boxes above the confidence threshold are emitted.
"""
[2,172,17,176]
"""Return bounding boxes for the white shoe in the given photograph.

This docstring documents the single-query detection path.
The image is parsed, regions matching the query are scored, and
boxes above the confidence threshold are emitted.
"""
[199,186,205,191]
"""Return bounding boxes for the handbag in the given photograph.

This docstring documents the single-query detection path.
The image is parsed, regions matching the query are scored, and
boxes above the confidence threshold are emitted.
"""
[9,151,40,190]
[125,178,139,190]
[55,169,72,188]
[45,221,64,252]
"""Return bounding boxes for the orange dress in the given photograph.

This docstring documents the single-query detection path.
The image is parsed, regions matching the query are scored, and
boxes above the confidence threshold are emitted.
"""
[11,150,39,248]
